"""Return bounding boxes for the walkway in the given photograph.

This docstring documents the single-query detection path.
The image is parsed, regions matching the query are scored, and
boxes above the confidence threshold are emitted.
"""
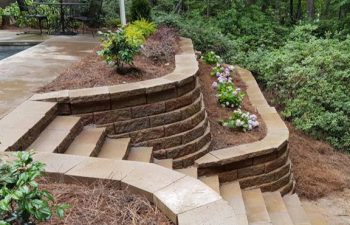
[0,31,98,118]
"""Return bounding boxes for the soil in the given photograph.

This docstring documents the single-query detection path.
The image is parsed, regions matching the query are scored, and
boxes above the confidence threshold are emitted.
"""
[38,27,179,93]
[198,62,267,150]
[39,180,173,225]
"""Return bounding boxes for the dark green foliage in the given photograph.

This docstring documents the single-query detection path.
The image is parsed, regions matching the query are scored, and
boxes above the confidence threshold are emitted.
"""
[131,0,152,21]
[0,151,69,225]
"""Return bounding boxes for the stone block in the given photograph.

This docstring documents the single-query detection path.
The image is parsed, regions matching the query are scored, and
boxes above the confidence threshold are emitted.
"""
[129,126,165,143]
[166,142,196,159]
[177,78,196,97]
[253,152,278,165]
[147,88,177,104]
[164,118,193,136]
[165,91,193,112]
[131,102,165,118]
[94,108,132,124]
[238,164,265,178]
[114,118,149,134]
[181,97,201,120]
[218,170,238,183]
[111,94,147,109]
[265,151,289,173]
[149,110,182,127]
[182,120,207,144]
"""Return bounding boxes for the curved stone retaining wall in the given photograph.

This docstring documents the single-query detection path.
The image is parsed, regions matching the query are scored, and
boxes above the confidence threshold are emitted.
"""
[30,38,212,168]
[195,68,294,195]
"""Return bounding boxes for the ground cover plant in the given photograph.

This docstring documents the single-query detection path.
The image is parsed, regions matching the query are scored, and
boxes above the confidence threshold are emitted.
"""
[0,152,68,225]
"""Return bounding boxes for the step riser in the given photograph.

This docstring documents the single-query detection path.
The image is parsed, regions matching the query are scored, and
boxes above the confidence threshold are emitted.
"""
[55,121,84,153]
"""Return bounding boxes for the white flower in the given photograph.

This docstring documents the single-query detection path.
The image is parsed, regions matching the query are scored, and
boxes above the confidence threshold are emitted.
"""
[236,88,241,92]
[250,114,257,120]
[212,81,218,89]
[226,101,230,106]
[248,124,253,130]
[236,119,243,127]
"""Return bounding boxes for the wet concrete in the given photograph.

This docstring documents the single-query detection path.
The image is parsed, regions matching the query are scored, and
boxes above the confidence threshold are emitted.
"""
[0,31,99,118]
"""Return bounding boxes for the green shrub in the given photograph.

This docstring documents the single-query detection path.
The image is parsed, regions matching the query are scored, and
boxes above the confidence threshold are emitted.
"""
[254,27,350,151]
[0,151,69,224]
[221,109,259,132]
[131,19,156,38]
[97,28,141,71]
[131,0,151,21]
[201,51,222,65]
[216,82,244,108]
[125,19,156,45]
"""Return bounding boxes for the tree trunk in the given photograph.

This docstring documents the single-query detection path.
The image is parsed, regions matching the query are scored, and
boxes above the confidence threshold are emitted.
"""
[290,0,294,23]
[307,0,315,19]
[296,0,302,20]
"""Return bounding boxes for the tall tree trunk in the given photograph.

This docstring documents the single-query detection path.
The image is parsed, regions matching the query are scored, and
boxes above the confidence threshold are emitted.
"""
[297,0,302,20]
[290,0,294,23]
[307,0,315,19]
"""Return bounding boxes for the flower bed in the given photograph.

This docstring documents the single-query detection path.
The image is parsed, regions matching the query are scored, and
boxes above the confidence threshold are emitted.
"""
[38,26,179,93]
[198,62,267,150]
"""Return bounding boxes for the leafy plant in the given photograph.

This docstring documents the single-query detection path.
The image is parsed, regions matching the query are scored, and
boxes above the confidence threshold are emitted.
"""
[0,151,69,225]
[97,28,141,71]
[130,0,152,21]
[216,82,244,108]
[201,51,222,65]
[125,19,156,46]
[221,109,259,132]
[130,19,156,38]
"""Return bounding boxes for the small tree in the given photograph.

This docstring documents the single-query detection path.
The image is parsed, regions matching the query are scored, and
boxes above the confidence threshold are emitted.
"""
[0,151,69,225]
[130,0,152,21]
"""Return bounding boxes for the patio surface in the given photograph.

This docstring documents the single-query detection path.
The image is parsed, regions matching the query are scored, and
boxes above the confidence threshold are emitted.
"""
[0,31,98,118]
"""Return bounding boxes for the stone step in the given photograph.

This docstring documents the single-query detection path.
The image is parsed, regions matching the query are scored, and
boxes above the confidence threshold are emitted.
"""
[263,192,294,225]
[199,175,220,194]
[0,100,57,152]
[28,116,82,153]
[220,182,249,225]
[97,138,131,160]
[127,147,153,163]
[302,202,328,225]
[172,126,212,169]
[283,194,311,225]
[242,189,271,225]
[64,127,106,157]
[153,159,173,169]
[175,167,198,178]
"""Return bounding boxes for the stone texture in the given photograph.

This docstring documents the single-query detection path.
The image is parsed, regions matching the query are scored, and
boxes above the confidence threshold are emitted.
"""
[127,147,153,163]
[283,194,312,225]
[131,102,165,118]
[154,176,221,223]
[177,200,237,225]
[97,138,130,160]
[164,116,193,136]
[114,118,149,134]
[69,87,110,114]
[242,189,271,225]
[130,126,165,143]
[94,108,132,124]
[238,163,265,178]
[199,175,220,194]
[263,192,294,225]
[149,110,182,127]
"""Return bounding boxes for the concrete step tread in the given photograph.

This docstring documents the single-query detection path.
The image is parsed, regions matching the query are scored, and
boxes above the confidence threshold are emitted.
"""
[29,116,82,153]
[283,194,311,225]
[263,192,294,225]
[175,167,198,178]
[220,182,248,225]
[97,138,131,160]
[127,147,153,163]
[199,175,220,194]
[302,202,328,225]
[154,158,173,169]
[242,189,271,225]
[64,127,106,156]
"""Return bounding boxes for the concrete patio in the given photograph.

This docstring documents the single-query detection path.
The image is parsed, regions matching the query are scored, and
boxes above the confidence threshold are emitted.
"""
[0,31,99,118]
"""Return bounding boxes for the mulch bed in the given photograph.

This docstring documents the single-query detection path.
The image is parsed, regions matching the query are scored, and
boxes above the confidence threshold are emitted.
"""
[198,62,267,150]
[39,180,173,225]
[38,26,179,93]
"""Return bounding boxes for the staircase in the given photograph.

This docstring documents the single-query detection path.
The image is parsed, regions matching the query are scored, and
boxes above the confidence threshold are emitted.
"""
[21,113,327,225]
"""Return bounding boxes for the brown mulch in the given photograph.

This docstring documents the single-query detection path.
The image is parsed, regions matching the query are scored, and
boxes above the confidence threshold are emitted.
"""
[198,62,267,150]
[261,90,350,200]
[38,27,179,93]
[39,180,173,225]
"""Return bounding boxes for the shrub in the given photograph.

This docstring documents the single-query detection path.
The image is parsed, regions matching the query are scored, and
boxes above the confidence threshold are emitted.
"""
[201,51,222,65]
[125,19,156,45]
[221,109,259,132]
[215,82,244,108]
[97,28,141,70]
[130,0,152,21]
[131,19,157,38]
[0,151,69,224]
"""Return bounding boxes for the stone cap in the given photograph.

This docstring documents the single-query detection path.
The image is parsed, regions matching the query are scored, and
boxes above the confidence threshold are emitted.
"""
[0,152,237,225]
[195,67,289,168]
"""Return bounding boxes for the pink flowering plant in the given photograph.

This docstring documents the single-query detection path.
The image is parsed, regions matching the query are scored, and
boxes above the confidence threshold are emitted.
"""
[216,82,244,108]
[221,109,259,132]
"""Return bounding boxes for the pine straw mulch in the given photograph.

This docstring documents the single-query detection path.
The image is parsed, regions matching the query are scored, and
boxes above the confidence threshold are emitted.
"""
[198,62,267,150]
[261,90,350,200]
[38,26,179,93]
[39,180,173,225]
